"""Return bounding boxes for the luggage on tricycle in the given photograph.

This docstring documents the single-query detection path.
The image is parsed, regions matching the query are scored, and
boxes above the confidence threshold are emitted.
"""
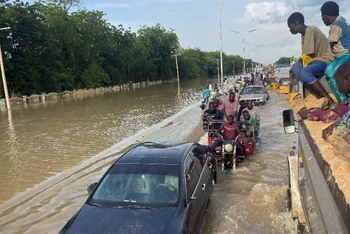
[238,122,255,156]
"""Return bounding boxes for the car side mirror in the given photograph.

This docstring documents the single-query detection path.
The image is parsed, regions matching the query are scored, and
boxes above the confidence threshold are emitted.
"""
[282,109,296,134]
[87,182,97,195]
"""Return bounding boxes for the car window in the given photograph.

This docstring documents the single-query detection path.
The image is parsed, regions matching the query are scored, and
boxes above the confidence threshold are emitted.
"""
[243,87,263,94]
[191,147,205,170]
[185,154,200,200]
[89,164,180,207]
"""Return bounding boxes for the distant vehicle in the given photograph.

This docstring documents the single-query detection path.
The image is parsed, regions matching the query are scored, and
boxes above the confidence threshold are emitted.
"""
[275,63,289,68]
[268,72,279,90]
[60,141,216,234]
[278,77,291,94]
[240,85,269,105]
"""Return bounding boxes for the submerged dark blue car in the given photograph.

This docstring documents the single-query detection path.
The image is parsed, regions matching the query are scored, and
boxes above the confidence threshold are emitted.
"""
[60,141,216,234]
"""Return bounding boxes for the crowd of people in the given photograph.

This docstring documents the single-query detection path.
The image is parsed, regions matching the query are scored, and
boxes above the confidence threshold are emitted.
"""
[201,84,261,156]
[201,1,350,150]
[287,1,350,140]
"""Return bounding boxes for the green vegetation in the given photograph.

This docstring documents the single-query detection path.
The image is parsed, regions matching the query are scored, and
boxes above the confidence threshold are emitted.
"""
[0,0,254,97]
[275,57,292,65]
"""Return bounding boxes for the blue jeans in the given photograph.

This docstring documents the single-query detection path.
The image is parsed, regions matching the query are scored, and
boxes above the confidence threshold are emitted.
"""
[210,139,244,156]
[291,60,327,84]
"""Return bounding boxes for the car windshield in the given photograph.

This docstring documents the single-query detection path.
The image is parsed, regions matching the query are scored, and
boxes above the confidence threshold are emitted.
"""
[89,163,180,208]
[279,78,290,85]
[243,87,264,94]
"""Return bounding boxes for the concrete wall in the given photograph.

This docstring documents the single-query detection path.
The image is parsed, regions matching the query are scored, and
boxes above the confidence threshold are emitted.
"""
[0,79,177,110]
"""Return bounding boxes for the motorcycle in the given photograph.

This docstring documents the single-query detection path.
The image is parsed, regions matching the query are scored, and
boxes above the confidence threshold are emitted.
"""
[207,124,244,170]
[220,135,242,170]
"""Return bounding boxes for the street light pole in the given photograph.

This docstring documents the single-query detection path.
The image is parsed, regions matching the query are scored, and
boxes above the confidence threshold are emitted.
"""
[232,61,234,76]
[213,0,225,88]
[175,55,180,82]
[230,29,257,75]
[0,27,11,111]
[216,59,220,86]
[243,35,246,74]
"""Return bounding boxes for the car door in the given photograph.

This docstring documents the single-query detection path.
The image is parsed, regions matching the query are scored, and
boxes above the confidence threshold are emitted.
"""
[191,146,212,229]
[184,153,201,234]
[192,146,212,205]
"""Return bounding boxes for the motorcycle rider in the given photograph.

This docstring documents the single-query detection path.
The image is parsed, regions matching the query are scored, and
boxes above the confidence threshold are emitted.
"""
[210,115,244,156]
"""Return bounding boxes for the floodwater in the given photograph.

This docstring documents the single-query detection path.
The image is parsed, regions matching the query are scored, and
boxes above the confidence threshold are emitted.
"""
[200,91,298,233]
[0,78,298,233]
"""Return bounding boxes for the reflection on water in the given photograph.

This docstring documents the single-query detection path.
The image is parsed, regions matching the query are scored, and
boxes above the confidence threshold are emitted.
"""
[0,79,207,205]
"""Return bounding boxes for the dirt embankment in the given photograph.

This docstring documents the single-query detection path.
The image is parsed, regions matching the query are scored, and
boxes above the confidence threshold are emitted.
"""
[304,120,350,204]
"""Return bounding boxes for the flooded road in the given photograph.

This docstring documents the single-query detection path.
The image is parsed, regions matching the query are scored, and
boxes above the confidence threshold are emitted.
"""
[0,79,206,233]
[0,80,204,205]
[200,91,298,233]
[0,78,298,233]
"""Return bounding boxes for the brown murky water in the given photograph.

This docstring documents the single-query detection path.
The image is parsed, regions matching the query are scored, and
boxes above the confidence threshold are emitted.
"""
[0,79,297,233]
[200,91,298,234]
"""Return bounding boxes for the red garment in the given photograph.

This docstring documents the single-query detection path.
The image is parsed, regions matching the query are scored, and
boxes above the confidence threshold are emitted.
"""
[307,104,349,123]
[223,123,239,139]
[307,110,340,123]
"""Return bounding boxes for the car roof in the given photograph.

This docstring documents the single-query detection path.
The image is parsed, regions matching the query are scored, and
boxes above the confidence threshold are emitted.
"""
[116,141,194,165]
[244,85,264,88]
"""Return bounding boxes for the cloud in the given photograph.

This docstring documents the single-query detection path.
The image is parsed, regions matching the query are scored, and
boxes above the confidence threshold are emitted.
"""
[245,2,289,23]
[94,0,205,9]
[243,0,350,24]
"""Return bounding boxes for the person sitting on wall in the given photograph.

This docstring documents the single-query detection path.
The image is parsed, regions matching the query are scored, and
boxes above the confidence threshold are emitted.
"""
[287,12,335,104]
[322,61,350,144]
[321,1,350,104]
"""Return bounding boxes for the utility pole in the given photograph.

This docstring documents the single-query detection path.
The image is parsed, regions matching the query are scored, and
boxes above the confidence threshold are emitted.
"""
[230,29,257,75]
[232,61,234,76]
[0,27,11,110]
[216,59,220,86]
[175,55,180,82]
[213,0,225,88]
[251,55,253,73]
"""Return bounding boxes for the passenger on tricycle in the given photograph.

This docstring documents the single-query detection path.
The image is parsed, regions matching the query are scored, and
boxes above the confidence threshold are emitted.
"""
[202,102,224,131]
[240,110,259,142]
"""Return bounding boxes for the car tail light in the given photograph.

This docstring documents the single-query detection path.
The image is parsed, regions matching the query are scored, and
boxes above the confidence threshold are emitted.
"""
[290,151,295,156]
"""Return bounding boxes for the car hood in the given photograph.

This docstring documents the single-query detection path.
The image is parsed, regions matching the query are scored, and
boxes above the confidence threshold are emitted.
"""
[241,94,264,99]
[66,204,178,234]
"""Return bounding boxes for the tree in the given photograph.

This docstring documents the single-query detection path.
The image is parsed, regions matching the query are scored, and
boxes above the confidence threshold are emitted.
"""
[80,63,109,88]
[0,0,257,97]
[275,57,291,65]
